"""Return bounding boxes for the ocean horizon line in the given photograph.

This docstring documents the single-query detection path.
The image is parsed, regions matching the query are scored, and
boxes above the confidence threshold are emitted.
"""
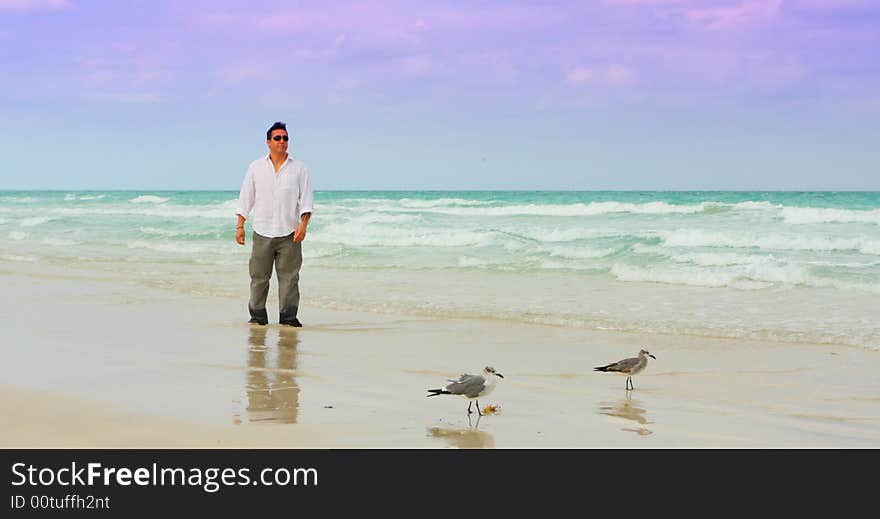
[2,188,879,193]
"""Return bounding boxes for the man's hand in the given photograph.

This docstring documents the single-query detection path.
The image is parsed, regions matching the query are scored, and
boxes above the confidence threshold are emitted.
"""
[293,224,307,242]
[235,227,246,245]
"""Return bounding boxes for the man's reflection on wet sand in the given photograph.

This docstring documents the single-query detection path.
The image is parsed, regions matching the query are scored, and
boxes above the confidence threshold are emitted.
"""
[598,392,652,436]
[245,326,300,424]
[427,415,495,448]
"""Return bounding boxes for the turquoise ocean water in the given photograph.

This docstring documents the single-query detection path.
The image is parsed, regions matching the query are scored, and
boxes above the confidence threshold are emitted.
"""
[2,191,879,349]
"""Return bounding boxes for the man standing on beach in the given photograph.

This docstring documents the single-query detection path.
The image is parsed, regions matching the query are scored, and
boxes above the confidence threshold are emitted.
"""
[235,121,314,326]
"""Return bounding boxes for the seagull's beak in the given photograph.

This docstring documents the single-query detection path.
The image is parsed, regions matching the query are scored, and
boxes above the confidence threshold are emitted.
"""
[648,354,656,359]
[496,373,504,378]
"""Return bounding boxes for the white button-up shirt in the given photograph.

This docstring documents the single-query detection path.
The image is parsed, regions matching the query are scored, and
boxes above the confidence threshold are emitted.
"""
[236,154,314,238]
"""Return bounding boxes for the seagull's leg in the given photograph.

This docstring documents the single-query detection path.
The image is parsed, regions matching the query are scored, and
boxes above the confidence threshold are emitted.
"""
[626,376,633,391]
[476,399,483,416]
[467,401,473,414]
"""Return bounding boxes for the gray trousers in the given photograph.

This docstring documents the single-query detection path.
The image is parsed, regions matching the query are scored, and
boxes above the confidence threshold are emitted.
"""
[248,232,302,323]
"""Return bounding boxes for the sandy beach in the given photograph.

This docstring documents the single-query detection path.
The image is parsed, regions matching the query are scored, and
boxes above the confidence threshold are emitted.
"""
[2,262,877,449]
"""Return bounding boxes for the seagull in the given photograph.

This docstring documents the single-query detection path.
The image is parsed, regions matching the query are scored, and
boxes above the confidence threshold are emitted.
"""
[427,366,504,416]
[594,350,656,390]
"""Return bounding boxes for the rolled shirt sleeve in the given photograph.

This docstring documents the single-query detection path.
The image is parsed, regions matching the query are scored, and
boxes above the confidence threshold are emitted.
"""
[298,165,314,218]
[236,165,256,219]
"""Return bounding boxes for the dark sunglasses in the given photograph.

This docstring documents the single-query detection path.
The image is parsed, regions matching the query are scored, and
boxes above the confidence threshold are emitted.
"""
[271,135,289,141]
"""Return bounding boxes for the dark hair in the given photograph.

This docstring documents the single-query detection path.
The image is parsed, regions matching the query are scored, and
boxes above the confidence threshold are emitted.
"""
[266,121,287,140]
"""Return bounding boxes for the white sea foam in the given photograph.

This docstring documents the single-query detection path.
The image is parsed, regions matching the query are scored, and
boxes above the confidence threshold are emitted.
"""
[0,196,38,203]
[0,254,40,262]
[40,238,79,246]
[633,243,780,267]
[130,195,170,204]
[125,240,230,254]
[316,223,495,247]
[804,258,880,268]
[521,227,649,243]
[660,228,880,255]
[457,256,493,267]
[193,258,244,266]
[732,201,781,210]
[343,213,418,224]
[51,204,233,219]
[340,201,714,217]
[8,231,28,240]
[398,198,492,208]
[781,206,880,225]
[64,193,105,201]
[20,216,54,227]
[610,259,880,292]
[741,262,816,285]
[539,244,620,260]
[139,226,219,238]
[611,263,775,290]
[539,260,607,271]
[860,241,880,255]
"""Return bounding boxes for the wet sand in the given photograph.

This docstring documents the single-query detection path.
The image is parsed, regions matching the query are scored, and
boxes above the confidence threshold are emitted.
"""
[2,264,878,448]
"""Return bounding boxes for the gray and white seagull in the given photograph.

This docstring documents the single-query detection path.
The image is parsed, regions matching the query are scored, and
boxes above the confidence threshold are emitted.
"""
[427,366,504,416]
[594,349,656,390]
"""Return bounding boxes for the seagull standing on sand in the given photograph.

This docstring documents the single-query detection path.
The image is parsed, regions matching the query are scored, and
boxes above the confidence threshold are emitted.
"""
[594,350,656,390]
[427,366,504,416]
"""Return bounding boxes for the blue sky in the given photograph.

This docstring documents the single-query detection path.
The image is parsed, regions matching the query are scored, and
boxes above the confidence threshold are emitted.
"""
[1,0,878,190]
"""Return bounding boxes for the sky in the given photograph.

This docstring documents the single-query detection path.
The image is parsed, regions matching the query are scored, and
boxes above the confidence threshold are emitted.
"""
[1,0,878,191]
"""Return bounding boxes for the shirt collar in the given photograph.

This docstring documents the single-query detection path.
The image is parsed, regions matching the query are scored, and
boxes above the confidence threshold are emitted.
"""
[264,153,292,167]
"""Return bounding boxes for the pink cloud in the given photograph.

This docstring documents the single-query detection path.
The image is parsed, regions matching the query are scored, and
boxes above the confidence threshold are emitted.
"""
[198,2,564,41]
[453,52,519,86]
[686,0,782,31]
[567,64,637,86]
[0,0,70,12]
[792,0,874,9]
[86,91,162,103]
[217,62,270,85]
[567,66,594,85]
[398,54,434,77]
[603,0,688,5]
[607,64,638,85]
[79,54,168,88]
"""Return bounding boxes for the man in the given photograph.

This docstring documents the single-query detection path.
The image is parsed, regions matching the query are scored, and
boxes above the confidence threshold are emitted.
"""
[235,121,314,327]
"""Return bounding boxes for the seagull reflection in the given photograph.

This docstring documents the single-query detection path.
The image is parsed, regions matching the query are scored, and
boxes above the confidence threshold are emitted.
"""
[244,326,300,424]
[427,415,495,448]
[598,392,652,436]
